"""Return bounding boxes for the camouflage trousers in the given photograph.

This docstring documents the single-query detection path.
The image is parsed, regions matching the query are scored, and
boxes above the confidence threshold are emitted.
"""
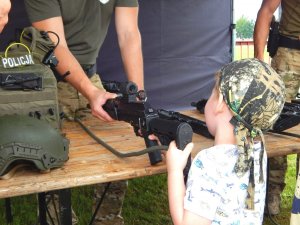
[57,74,104,120]
[268,47,300,215]
[271,47,300,101]
[44,74,128,225]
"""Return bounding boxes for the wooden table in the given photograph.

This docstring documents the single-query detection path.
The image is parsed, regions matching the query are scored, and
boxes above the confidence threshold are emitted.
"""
[1,110,300,199]
[1,110,300,224]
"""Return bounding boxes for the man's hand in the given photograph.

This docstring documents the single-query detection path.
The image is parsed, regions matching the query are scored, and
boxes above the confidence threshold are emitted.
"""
[88,88,118,122]
[0,0,11,33]
[166,141,194,173]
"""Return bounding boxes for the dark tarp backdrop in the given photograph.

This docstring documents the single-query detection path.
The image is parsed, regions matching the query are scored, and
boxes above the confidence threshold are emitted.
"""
[0,0,232,110]
[0,0,30,49]
[99,0,233,110]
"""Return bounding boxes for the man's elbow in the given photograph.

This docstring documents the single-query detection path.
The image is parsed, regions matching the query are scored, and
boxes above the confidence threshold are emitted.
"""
[0,16,9,33]
[118,29,142,49]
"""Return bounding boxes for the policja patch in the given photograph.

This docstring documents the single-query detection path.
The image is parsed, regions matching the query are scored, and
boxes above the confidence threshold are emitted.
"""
[1,54,34,68]
[1,43,35,68]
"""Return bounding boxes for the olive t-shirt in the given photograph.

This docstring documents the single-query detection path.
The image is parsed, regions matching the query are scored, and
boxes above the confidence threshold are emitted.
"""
[25,0,138,64]
[280,0,300,38]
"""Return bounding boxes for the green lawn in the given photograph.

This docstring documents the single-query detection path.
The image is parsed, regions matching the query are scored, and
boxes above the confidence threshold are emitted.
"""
[0,154,297,225]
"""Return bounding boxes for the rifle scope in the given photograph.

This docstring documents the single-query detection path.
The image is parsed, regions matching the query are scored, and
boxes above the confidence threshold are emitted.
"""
[102,80,138,95]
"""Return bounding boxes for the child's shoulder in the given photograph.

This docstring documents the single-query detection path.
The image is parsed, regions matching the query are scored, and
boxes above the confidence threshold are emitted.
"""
[196,144,238,162]
[204,144,237,152]
[192,144,239,174]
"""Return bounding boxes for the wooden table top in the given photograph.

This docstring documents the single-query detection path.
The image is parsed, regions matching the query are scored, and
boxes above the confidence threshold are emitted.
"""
[0,110,299,198]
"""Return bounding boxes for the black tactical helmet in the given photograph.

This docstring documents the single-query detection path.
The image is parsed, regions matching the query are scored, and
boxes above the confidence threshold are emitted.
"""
[0,115,69,176]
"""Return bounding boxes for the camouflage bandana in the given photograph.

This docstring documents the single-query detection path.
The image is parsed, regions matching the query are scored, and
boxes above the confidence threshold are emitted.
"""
[219,58,285,209]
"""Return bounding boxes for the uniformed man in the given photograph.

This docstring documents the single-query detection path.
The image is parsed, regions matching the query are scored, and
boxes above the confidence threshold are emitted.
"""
[254,0,300,219]
[25,0,144,224]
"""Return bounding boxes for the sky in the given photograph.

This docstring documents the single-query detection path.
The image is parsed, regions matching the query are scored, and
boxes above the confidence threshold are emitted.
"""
[234,0,263,21]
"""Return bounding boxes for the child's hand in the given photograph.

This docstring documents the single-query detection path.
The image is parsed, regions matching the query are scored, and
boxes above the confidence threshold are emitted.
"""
[166,141,194,173]
[148,134,161,144]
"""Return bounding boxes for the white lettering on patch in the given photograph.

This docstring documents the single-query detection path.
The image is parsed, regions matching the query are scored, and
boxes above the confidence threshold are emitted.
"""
[1,54,35,68]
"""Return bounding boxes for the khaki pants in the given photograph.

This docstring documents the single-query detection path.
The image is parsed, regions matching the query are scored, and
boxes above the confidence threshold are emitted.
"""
[57,75,104,120]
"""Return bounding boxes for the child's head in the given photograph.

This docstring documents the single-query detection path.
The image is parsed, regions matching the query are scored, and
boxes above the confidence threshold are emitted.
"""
[207,58,285,181]
[217,58,285,133]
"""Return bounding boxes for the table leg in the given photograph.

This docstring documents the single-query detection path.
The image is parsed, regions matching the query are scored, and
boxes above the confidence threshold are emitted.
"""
[38,192,47,225]
[59,188,72,225]
[5,198,13,224]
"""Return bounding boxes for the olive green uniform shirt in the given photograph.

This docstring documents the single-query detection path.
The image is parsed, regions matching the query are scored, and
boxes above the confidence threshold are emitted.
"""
[280,0,300,38]
[25,0,138,64]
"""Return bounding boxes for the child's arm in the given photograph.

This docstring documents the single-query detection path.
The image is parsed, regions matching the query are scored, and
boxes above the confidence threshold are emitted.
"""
[166,141,211,225]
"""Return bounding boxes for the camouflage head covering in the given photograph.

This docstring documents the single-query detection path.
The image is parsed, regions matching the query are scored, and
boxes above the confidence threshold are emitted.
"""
[218,58,285,208]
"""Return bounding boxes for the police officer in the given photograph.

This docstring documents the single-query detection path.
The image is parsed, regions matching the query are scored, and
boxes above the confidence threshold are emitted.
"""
[0,0,11,33]
[254,0,300,218]
[25,0,144,224]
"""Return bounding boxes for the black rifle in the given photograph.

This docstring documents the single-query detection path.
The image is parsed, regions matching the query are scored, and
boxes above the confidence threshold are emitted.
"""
[157,109,213,139]
[272,99,300,132]
[102,80,193,181]
[191,99,300,138]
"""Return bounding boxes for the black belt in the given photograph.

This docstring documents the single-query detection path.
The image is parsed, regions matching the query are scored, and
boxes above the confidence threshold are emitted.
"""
[81,64,97,78]
[54,64,96,82]
[279,34,300,50]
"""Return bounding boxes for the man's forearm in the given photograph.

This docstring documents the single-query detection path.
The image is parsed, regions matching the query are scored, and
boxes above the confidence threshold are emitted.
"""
[49,43,116,121]
[254,0,281,60]
[254,10,273,60]
[30,16,116,121]
[119,30,144,90]
[53,44,98,100]
[31,17,97,100]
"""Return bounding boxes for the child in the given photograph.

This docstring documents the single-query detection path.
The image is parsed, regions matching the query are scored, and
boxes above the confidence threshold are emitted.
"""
[166,58,286,225]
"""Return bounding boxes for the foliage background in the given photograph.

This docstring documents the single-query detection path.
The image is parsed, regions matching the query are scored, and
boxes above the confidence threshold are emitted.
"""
[236,16,255,39]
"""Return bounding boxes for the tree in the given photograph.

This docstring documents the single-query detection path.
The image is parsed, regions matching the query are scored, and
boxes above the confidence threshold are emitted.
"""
[236,16,255,39]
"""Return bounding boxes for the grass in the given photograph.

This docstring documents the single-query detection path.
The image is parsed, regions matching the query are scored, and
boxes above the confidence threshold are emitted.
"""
[263,154,297,225]
[0,154,297,225]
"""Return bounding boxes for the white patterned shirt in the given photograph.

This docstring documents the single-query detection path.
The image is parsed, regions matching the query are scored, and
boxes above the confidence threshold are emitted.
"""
[184,143,266,225]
